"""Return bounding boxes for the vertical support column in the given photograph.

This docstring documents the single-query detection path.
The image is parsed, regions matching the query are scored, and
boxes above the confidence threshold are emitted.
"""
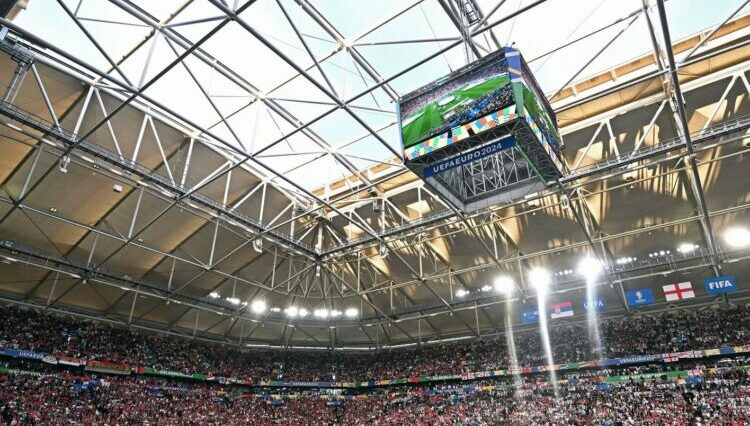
[193,310,200,337]
[19,143,44,199]
[167,257,176,292]
[128,186,145,239]
[46,272,59,308]
[180,137,194,188]
[86,232,99,267]
[72,86,95,136]
[474,301,481,337]
[31,64,60,128]
[3,61,29,103]
[128,289,138,325]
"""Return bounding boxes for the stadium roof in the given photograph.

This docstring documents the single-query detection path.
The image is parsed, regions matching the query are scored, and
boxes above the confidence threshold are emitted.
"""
[0,0,749,349]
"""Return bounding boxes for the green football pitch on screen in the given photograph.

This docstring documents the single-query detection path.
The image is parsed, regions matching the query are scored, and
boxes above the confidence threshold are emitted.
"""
[400,74,510,149]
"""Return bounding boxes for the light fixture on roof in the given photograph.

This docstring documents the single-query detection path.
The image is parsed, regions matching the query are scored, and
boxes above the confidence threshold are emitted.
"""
[677,243,699,254]
[560,194,570,209]
[494,276,514,295]
[378,243,389,259]
[252,238,263,253]
[209,291,220,299]
[577,256,603,280]
[330,310,342,318]
[298,308,309,317]
[725,227,750,248]
[226,297,240,305]
[49,207,58,213]
[59,155,70,174]
[285,306,299,318]
[455,289,468,298]
[529,267,551,294]
[251,300,266,314]
[270,307,281,313]
[314,308,329,318]
[616,257,636,265]
[481,285,492,292]
[345,308,358,318]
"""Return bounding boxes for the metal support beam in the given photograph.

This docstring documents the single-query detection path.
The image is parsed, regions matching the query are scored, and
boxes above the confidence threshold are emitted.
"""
[655,0,722,276]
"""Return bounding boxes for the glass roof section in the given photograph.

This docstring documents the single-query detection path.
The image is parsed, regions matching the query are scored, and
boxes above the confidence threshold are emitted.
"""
[13,0,750,194]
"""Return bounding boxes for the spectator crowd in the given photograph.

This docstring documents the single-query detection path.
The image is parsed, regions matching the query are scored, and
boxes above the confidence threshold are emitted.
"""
[1,362,749,425]
[1,304,749,382]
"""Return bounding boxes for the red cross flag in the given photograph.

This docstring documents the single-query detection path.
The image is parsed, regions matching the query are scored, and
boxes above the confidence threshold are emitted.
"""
[662,282,695,301]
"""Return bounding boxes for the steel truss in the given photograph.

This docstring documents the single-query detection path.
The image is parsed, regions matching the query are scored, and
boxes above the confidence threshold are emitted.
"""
[0,0,748,346]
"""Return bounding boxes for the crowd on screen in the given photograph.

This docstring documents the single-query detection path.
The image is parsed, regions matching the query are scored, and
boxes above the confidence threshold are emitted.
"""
[400,62,507,119]
[1,305,750,382]
[1,361,749,425]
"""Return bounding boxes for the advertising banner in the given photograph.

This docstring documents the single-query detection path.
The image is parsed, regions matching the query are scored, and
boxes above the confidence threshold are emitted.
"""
[422,135,515,178]
[85,360,131,375]
[521,307,539,324]
[583,297,607,312]
[57,356,85,367]
[704,275,737,294]
[0,348,46,361]
[625,288,655,307]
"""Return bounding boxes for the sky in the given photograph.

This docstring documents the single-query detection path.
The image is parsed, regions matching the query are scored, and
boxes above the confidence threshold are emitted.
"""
[13,0,750,192]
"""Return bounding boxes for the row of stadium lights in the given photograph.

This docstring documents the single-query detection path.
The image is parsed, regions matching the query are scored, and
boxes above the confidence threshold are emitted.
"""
[455,227,750,299]
[206,293,359,319]
[200,228,750,315]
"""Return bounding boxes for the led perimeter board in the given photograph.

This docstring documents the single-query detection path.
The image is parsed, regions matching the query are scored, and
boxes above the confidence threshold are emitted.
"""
[397,47,565,212]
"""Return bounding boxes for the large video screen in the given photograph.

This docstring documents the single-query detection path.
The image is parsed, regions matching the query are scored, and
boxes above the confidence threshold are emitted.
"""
[399,55,512,159]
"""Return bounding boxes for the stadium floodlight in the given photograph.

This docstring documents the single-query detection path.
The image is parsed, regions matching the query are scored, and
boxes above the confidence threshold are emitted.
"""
[528,267,551,294]
[378,243,389,259]
[314,308,329,318]
[285,306,299,318]
[725,227,750,248]
[250,300,266,314]
[270,307,281,313]
[209,292,220,299]
[455,289,468,298]
[677,243,699,254]
[298,308,309,317]
[345,308,358,318]
[577,257,603,280]
[493,276,514,295]
[226,297,240,305]
[481,285,492,292]
[330,310,342,318]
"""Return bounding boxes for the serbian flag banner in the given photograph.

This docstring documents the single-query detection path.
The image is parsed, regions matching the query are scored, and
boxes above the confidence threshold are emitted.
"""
[549,301,574,319]
[663,282,695,301]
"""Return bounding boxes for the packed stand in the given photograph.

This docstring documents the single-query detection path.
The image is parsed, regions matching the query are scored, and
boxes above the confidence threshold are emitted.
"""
[1,362,749,425]
[1,305,749,382]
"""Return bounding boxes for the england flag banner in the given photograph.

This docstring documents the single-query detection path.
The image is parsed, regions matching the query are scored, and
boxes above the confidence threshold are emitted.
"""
[549,301,574,319]
[662,282,695,301]
[625,288,655,307]
[704,275,737,294]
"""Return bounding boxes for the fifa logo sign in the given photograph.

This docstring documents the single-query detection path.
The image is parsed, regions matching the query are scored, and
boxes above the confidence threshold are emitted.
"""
[708,280,733,290]
[704,275,737,294]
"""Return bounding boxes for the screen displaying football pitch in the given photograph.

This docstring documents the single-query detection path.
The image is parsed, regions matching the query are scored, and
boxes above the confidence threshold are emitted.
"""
[399,63,511,151]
